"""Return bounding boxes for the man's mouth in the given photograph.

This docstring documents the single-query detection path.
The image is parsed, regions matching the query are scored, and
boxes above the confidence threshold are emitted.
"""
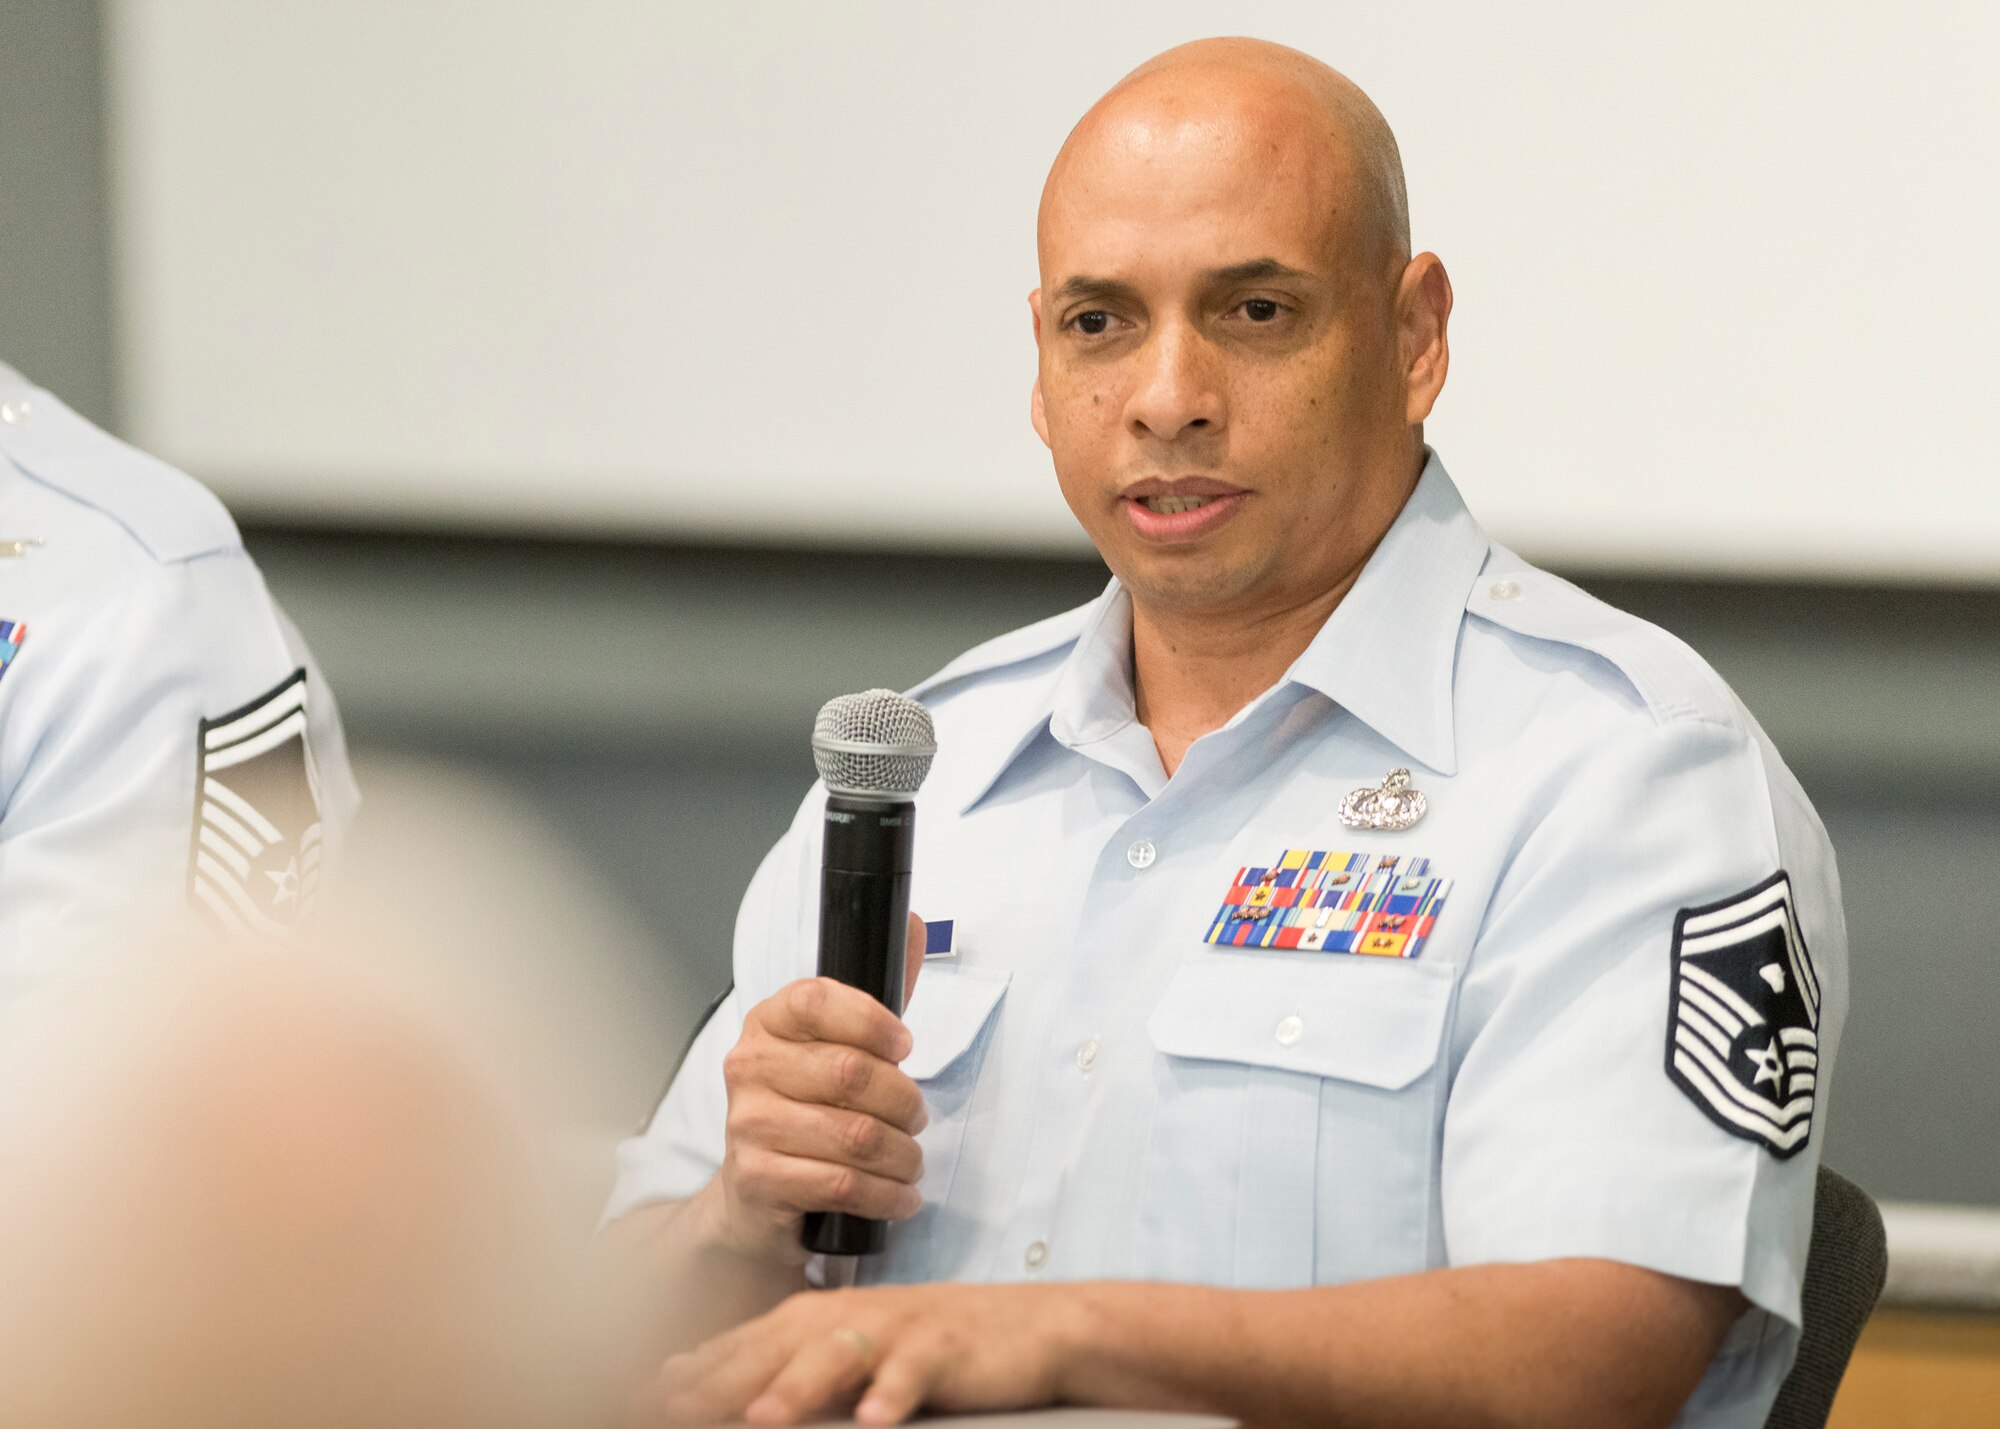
[1137,494,1223,516]
[1119,481,1250,543]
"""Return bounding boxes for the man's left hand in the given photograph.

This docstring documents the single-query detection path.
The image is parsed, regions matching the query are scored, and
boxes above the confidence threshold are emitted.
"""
[642,1283,1082,1426]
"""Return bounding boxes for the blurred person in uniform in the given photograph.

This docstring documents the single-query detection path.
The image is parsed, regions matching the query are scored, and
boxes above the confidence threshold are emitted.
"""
[0,360,357,973]
[608,38,1847,1429]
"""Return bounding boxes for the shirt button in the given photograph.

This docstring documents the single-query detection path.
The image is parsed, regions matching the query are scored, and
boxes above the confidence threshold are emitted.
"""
[1275,1015,1304,1047]
[1489,579,1521,600]
[0,400,30,425]
[1126,839,1157,869]
[1076,1039,1100,1072]
[1024,1239,1049,1271]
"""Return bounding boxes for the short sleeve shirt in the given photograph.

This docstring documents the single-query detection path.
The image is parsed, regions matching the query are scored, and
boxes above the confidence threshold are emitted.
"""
[0,362,360,983]
[610,453,1848,1429]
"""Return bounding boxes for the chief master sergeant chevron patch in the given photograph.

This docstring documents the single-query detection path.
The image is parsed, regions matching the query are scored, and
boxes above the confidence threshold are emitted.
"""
[188,670,325,937]
[1666,872,1822,1158]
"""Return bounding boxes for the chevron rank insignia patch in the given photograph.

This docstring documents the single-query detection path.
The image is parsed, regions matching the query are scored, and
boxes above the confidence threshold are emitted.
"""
[1666,872,1822,1158]
[189,670,324,937]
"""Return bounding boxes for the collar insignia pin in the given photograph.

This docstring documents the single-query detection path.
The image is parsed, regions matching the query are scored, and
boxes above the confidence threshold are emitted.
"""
[1339,767,1427,832]
[0,538,44,559]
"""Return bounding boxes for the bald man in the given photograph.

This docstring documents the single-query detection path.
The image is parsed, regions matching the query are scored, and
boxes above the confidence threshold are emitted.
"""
[609,39,1846,1429]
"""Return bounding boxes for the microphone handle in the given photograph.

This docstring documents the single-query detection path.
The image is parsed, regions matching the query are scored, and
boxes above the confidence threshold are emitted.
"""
[802,794,915,1257]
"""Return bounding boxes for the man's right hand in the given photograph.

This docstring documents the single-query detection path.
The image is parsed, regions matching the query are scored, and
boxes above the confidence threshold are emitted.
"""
[690,918,929,1265]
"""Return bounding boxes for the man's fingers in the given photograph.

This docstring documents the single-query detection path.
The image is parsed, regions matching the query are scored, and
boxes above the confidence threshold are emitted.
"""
[653,1333,737,1401]
[855,1346,938,1426]
[731,1146,923,1222]
[721,975,931,1254]
[743,1330,878,1425]
[743,1039,927,1133]
[757,978,912,1062]
[903,912,925,1010]
[731,1094,924,1184]
[658,1335,783,1427]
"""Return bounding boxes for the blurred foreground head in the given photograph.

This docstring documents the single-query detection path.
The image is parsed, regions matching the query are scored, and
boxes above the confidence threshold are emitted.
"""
[0,936,594,1429]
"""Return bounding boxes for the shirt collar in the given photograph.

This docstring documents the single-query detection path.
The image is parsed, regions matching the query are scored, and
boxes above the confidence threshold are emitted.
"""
[1048,583,1140,749]
[1283,451,1491,776]
[944,581,1127,815]
[955,450,1489,810]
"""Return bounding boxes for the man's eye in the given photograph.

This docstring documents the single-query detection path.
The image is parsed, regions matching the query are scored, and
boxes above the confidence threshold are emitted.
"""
[1074,311,1112,335]
[1242,298,1281,322]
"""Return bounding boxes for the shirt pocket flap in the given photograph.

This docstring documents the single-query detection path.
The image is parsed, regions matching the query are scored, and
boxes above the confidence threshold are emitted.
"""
[1147,955,1454,1089]
[902,966,1011,1080]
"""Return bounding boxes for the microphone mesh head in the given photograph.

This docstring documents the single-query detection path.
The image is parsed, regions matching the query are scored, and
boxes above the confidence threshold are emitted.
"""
[812,689,938,798]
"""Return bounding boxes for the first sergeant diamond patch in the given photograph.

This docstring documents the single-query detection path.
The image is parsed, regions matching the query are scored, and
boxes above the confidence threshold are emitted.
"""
[1666,872,1822,1158]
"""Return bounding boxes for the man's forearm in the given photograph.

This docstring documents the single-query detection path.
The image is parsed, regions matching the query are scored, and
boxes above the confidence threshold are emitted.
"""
[598,1180,810,1362]
[1053,1260,1742,1429]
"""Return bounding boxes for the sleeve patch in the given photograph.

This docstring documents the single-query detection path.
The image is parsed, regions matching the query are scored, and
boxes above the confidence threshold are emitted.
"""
[188,669,324,936]
[1665,871,1822,1158]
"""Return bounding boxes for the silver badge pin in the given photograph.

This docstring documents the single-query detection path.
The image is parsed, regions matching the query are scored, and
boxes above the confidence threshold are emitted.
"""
[1339,767,1427,832]
[0,538,44,559]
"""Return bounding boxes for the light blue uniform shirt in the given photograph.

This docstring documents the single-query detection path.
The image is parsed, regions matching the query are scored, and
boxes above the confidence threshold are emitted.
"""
[0,362,359,979]
[611,454,1847,1428]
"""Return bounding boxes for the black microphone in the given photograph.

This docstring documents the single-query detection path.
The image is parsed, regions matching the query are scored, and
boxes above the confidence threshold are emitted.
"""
[800,688,938,1257]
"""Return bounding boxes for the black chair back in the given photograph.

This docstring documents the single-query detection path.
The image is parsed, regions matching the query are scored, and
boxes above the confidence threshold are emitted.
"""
[1765,1166,1888,1429]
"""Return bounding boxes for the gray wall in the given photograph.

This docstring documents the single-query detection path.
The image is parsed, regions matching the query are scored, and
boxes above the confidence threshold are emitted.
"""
[244,531,2000,1207]
[8,2,1996,1207]
[0,0,119,428]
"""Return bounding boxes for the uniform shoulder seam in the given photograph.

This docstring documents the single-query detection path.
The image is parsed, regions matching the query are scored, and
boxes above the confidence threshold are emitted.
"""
[907,598,1097,702]
[0,387,243,565]
[1468,559,1743,732]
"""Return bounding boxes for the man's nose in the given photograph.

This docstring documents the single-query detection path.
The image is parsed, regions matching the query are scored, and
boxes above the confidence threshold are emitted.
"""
[1124,321,1224,443]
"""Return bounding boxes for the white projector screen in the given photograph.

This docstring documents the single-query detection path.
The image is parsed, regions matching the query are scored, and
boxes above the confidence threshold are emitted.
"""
[107,1,2000,579]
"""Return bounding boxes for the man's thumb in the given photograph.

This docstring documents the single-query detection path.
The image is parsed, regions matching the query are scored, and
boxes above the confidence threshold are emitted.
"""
[902,912,926,1010]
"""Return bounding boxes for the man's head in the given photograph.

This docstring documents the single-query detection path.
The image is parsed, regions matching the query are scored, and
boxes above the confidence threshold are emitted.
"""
[0,946,586,1429]
[1031,38,1452,620]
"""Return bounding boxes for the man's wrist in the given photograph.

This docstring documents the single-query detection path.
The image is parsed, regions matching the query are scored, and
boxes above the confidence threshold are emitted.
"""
[681,1178,738,1254]
[684,1177,811,1270]
[1045,1281,1123,1405]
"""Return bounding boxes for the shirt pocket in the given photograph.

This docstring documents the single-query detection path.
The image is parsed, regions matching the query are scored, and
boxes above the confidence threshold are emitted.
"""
[859,965,1010,1285]
[1141,953,1455,1289]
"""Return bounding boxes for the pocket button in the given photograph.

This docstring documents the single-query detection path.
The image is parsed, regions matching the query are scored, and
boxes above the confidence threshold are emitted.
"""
[1274,1014,1304,1047]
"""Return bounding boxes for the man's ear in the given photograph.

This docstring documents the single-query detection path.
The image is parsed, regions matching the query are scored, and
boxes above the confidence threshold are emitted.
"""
[1028,288,1052,448]
[1398,254,1453,425]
